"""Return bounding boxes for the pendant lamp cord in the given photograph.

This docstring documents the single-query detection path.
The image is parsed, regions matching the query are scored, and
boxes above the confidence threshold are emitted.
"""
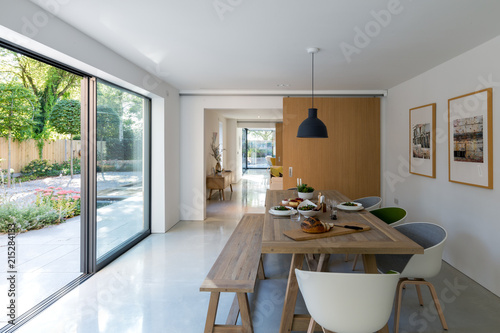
[311,52,314,109]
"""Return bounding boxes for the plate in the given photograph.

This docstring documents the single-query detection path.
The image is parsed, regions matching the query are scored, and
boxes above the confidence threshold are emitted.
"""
[337,202,363,211]
[297,200,320,217]
[269,206,296,216]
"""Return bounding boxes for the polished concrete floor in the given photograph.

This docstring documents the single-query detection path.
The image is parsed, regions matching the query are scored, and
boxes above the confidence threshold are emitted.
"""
[11,170,500,332]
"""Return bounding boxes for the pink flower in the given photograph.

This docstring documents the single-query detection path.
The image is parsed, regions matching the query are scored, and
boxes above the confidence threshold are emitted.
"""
[48,186,55,189]
[72,195,80,200]
[55,187,62,190]
[43,193,51,196]
[57,190,68,195]
[51,197,59,201]
[35,189,43,192]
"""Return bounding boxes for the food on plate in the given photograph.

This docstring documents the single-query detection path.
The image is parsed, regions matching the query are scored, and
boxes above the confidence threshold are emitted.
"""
[300,216,332,234]
[282,199,289,205]
[342,202,358,206]
[295,198,304,202]
[272,206,289,211]
[298,205,315,211]
[287,200,299,208]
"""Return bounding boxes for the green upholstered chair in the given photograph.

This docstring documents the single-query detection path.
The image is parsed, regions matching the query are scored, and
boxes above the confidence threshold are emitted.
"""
[352,207,407,270]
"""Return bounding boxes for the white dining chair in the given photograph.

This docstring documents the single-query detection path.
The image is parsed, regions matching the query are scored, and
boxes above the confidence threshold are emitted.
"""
[376,222,448,333]
[295,269,400,333]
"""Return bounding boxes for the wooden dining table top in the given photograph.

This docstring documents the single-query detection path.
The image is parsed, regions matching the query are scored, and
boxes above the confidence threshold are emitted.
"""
[262,189,424,255]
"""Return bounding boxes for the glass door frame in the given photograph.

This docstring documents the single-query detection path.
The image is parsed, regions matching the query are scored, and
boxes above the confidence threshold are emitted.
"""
[80,77,152,273]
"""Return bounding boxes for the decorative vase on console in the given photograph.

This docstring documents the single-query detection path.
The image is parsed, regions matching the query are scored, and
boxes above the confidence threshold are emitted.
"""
[210,136,225,175]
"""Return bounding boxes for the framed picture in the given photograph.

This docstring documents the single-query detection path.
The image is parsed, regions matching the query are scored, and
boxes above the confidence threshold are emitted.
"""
[410,103,436,178]
[448,88,493,189]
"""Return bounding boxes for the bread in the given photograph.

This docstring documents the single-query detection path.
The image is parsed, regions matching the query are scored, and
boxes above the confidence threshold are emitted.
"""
[300,217,332,234]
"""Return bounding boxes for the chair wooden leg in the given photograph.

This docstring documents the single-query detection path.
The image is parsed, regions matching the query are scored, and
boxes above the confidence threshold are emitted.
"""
[425,281,448,330]
[352,254,360,270]
[237,292,254,333]
[416,284,424,306]
[204,292,220,333]
[344,253,349,262]
[394,279,406,333]
[307,317,316,333]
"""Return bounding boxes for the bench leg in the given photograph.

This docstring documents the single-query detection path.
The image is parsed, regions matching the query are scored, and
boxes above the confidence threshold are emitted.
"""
[204,292,220,333]
[226,294,240,325]
[237,292,253,333]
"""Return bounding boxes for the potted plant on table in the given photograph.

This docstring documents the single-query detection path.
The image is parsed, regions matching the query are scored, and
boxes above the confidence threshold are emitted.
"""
[210,137,225,175]
[297,183,314,199]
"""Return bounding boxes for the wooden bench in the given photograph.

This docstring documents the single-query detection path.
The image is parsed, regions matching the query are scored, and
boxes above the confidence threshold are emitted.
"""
[200,214,265,333]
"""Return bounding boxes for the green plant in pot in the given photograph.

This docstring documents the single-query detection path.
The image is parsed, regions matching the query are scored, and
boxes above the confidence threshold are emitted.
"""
[297,183,314,199]
[210,137,225,174]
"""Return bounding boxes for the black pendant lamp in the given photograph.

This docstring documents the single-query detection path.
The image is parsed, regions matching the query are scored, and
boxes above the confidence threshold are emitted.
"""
[297,47,328,138]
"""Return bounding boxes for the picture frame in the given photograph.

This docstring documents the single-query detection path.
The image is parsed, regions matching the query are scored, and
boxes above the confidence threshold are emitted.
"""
[448,88,493,189]
[409,103,436,178]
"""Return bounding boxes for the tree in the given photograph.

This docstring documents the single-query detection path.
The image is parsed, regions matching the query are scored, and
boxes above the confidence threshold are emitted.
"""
[50,99,81,178]
[0,49,80,158]
[0,83,38,187]
[250,130,275,141]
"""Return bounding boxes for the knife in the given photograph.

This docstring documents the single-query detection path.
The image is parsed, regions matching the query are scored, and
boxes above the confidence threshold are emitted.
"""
[334,224,364,230]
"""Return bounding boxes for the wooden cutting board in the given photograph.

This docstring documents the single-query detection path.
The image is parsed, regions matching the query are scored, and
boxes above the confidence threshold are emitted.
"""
[283,222,370,241]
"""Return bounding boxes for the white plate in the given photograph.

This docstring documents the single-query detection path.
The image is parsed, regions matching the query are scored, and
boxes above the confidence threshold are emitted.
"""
[297,200,320,217]
[337,202,363,211]
[269,206,296,216]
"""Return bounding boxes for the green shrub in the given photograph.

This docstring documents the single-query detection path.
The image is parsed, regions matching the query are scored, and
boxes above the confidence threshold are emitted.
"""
[0,202,63,233]
[21,159,59,177]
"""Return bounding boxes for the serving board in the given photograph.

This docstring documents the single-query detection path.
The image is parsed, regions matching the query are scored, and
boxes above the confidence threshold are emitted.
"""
[283,222,370,241]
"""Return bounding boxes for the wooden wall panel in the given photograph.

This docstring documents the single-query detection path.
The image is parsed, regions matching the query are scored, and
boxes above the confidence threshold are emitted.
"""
[275,122,283,165]
[283,97,380,199]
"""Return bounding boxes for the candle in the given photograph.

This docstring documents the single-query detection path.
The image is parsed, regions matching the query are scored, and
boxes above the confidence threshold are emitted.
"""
[297,178,299,186]
[300,178,302,186]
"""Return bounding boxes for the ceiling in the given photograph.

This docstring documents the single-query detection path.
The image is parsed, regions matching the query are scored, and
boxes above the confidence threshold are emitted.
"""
[30,0,500,93]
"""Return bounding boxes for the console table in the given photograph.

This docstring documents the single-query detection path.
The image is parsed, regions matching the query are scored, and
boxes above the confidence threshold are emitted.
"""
[207,171,233,200]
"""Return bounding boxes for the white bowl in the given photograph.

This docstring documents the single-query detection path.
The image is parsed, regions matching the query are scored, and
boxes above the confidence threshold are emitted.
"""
[269,206,296,216]
[337,202,363,211]
[297,200,320,217]
[297,191,314,199]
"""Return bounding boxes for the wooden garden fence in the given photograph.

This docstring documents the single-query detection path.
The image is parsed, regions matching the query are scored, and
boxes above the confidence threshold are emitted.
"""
[0,138,82,173]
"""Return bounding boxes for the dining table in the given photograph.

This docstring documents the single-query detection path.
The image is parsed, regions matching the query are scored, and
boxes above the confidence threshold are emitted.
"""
[262,189,424,333]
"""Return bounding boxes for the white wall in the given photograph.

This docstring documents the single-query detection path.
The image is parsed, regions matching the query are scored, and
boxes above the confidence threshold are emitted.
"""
[0,0,180,233]
[180,95,283,220]
[225,119,240,183]
[384,35,500,297]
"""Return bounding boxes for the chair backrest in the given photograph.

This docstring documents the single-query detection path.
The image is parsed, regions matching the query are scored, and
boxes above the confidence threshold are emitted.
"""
[295,269,400,333]
[370,207,407,226]
[353,196,382,211]
[265,155,273,166]
[396,222,447,278]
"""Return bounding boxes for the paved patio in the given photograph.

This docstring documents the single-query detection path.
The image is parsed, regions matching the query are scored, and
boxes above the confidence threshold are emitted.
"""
[0,172,143,324]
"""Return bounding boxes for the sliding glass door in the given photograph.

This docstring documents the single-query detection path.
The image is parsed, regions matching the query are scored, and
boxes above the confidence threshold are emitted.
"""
[94,79,150,266]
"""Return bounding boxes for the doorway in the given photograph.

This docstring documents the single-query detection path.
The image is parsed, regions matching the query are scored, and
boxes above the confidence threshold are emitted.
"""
[242,128,275,171]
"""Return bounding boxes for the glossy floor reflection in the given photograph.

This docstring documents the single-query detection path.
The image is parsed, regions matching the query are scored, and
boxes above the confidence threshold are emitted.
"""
[14,169,500,333]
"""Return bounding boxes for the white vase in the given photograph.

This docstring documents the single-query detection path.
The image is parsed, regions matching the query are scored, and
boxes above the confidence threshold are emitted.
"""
[297,192,313,200]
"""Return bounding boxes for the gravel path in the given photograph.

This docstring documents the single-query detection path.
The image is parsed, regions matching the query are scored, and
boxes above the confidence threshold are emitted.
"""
[1,172,142,205]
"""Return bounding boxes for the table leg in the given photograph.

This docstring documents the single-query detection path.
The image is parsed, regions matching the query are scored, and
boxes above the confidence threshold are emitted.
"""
[208,189,213,200]
[363,254,389,333]
[279,253,304,333]
[222,189,225,200]
[230,184,233,192]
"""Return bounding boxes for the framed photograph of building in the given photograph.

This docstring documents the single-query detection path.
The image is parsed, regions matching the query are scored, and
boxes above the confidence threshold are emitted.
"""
[448,88,493,188]
[410,103,436,178]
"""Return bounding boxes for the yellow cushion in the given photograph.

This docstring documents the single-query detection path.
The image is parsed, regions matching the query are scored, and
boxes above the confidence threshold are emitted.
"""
[270,166,283,178]
[270,157,276,166]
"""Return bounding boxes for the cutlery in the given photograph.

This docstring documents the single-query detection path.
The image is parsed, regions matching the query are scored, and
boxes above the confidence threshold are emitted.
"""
[333,224,363,230]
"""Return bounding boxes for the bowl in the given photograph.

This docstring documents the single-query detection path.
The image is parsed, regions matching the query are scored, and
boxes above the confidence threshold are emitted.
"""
[337,202,363,211]
[297,200,320,217]
[297,192,314,200]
